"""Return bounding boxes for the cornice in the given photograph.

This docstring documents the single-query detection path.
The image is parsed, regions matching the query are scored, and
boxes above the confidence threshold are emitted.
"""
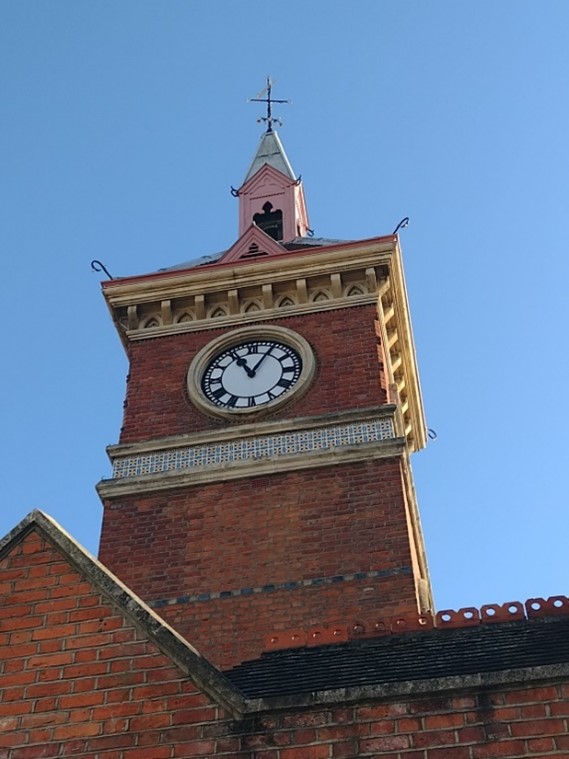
[243,665,569,715]
[103,245,391,308]
[102,235,397,293]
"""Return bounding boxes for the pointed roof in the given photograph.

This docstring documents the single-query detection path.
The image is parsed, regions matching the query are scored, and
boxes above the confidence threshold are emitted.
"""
[243,129,296,184]
[218,223,287,265]
[0,510,247,717]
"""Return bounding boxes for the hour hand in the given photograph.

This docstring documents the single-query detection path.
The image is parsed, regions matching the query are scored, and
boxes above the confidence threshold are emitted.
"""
[235,356,255,377]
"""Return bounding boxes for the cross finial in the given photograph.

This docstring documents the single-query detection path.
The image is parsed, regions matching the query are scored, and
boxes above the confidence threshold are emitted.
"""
[249,76,290,133]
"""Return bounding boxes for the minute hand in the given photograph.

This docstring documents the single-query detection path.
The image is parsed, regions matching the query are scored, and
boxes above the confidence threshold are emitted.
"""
[250,346,274,375]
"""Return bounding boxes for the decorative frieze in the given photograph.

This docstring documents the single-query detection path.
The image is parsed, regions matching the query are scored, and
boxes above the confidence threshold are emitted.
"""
[115,266,381,337]
[97,407,403,496]
[112,417,395,479]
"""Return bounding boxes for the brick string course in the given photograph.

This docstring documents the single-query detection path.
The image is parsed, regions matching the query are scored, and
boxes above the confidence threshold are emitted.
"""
[2,533,568,758]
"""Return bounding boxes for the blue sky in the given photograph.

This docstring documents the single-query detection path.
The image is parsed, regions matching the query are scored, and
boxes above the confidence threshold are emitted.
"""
[1,1,568,614]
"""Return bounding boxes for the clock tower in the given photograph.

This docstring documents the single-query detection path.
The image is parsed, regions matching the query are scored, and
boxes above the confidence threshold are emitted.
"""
[97,113,432,669]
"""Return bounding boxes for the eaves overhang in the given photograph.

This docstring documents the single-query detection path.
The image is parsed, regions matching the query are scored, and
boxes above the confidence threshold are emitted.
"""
[101,234,399,291]
[239,663,569,715]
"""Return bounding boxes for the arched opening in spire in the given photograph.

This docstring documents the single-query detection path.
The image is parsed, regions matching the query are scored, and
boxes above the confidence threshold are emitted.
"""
[253,201,283,241]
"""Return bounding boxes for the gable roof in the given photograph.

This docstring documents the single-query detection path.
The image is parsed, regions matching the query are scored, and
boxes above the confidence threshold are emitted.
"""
[0,510,246,718]
[217,223,288,265]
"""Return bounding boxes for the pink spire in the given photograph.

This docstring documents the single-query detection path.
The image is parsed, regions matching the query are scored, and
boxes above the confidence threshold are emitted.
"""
[237,130,310,241]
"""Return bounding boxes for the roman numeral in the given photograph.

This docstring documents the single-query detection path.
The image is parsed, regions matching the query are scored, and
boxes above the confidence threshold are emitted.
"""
[277,378,292,389]
[247,397,256,407]
[212,388,226,400]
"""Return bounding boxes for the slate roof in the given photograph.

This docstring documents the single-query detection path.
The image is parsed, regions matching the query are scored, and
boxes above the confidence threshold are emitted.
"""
[224,616,569,699]
[156,237,349,273]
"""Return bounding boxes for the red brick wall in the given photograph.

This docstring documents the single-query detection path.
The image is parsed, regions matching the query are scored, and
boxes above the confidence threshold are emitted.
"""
[100,457,421,668]
[3,530,568,758]
[236,688,569,758]
[0,531,229,758]
[118,305,387,444]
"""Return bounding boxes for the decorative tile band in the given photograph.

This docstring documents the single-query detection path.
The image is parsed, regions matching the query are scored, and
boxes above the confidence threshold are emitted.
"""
[148,565,412,609]
[112,417,395,479]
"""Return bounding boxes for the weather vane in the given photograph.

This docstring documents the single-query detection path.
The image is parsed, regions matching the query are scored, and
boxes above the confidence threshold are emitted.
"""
[249,76,290,133]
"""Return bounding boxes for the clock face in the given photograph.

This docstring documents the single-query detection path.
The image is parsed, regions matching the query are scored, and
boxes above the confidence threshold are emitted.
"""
[201,340,302,410]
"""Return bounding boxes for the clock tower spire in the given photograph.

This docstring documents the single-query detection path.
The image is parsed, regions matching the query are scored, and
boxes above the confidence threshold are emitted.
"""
[237,78,310,241]
[97,107,432,669]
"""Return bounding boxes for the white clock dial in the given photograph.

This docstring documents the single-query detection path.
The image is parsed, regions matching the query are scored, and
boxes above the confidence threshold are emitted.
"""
[187,325,316,419]
[202,340,302,409]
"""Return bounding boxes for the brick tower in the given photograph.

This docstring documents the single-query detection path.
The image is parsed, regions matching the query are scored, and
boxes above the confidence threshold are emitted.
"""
[97,117,432,669]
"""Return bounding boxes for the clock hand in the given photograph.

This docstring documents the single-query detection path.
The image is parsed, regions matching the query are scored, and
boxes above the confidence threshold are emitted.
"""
[235,356,255,377]
[250,346,273,375]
